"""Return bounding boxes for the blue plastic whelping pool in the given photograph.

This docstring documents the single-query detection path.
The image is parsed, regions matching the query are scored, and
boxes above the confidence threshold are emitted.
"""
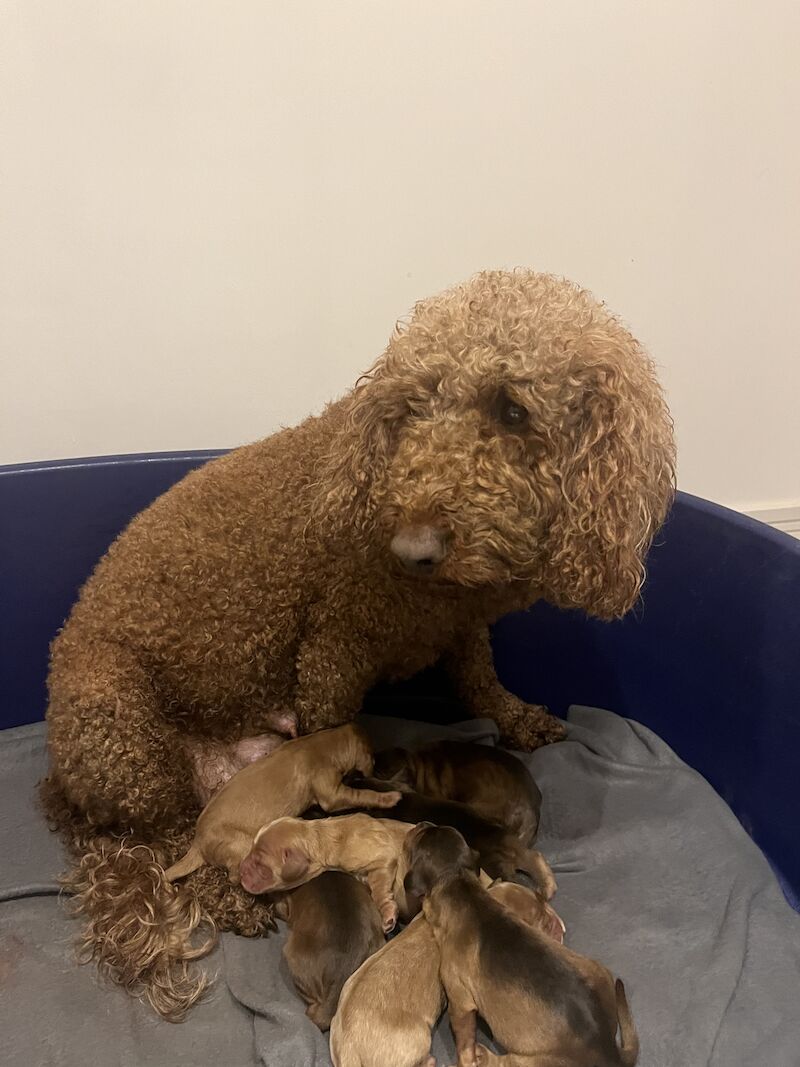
[1,451,798,906]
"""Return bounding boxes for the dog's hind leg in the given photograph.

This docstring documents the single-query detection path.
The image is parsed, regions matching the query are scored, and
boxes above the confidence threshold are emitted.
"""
[43,639,219,1019]
[45,637,196,833]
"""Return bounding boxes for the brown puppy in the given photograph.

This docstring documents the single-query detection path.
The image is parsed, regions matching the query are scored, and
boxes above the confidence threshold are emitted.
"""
[239,813,414,931]
[373,739,542,843]
[327,777,556,899]
[330,880,565,1067]
[165,724,401,882]
[405,825,639,1067]
[275,871,384,1031]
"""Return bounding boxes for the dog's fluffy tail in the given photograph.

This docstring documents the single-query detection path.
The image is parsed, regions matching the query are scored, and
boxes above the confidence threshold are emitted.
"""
[61,835,217,1021]
[614,978,640,1067]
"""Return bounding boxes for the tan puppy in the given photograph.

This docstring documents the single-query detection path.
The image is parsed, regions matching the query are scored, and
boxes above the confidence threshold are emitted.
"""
[276,872,384,1031]
[405,825,639,1067]
[330,880,565,1067]
[373,739,542,844]
[239,813,414,931]
[165,724,401,882]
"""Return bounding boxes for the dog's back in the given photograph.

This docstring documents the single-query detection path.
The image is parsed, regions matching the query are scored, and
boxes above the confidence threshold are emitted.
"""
[330,915,443,1067]
[375,740,542,843]
[434,877,634,1066]
[283,871,384,1031]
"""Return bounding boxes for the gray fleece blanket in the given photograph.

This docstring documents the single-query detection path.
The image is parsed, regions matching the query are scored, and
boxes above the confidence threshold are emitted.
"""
[1,708,798,1067]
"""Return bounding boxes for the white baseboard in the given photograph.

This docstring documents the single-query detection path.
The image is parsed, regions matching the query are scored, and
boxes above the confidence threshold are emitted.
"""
[745,504,800,540]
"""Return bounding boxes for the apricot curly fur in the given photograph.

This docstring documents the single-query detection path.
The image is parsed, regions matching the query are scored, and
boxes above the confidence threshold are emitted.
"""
[61,838,217,1022]
[42,269,674,1017]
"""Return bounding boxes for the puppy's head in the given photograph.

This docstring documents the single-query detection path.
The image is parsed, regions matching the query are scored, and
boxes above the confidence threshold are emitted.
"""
[239,817,314,895]
[319,270,675,618]
[488,880,566,944]
[402,823,479,901]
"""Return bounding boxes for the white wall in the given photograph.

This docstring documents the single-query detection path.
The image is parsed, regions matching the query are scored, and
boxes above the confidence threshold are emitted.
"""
[1,1,798,513]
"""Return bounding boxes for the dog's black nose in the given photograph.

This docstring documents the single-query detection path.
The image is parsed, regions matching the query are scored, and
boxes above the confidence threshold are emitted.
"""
[389,525,448,574]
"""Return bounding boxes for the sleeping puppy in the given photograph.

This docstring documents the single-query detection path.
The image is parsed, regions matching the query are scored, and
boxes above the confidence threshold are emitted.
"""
[329,880,565,1067]
[373,739,542,844]
[322,777,557,899]
[239,813,414,931]
[165,723,401,883]
[275,871,384,1031]
[405,824,639,1067]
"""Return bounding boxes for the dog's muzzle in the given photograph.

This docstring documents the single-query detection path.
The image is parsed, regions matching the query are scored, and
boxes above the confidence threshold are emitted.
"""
[389,525,449,576]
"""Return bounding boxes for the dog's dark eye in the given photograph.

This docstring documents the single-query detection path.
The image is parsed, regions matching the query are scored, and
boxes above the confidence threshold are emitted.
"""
[497,395,529,429]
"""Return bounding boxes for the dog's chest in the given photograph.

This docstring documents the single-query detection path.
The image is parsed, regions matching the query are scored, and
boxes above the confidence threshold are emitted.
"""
[367,592,467,678]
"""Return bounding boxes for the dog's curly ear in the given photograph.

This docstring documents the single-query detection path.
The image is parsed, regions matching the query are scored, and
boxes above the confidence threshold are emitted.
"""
[541,337,676,619]
[310,351,410,536]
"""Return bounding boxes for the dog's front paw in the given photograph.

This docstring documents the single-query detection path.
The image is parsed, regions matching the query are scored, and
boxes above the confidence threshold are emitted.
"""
[493,694,566,751]
[375,790,403,808]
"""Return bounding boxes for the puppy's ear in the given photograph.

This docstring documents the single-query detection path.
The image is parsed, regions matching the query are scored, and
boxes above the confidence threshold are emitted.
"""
[403,866,427,902]
[372,747,411,784]
[279,847,310,886]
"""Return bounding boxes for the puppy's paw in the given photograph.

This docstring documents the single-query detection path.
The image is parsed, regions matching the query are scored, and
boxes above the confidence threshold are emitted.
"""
[542,902,566,944]
[533,855,558,900]
[380,900,399,933]
[375,790,403,808]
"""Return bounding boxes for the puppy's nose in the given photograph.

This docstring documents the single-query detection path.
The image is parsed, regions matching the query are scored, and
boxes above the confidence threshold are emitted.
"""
[389,525,448,575]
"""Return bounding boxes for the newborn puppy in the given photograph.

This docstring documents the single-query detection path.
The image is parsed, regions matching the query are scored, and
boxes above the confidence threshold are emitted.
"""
[405,824,639,1067]
[240,813,414,931]
[333,777,556,899]
[276,871,384,1031]
[330,880,565,1067]
[373,739,542,844]
[165,723,401,882]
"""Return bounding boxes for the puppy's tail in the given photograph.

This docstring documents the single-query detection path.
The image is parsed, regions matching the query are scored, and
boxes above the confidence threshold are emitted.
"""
[164,842,204,881]
[614,978,640,1067]
[61,833,217,1021]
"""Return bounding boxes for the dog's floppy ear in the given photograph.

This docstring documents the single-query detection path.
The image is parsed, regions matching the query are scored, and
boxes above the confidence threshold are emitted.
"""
[311,352,410,534]
[279,846,310,886]
[403,865,429,902]
[540,337,675,620]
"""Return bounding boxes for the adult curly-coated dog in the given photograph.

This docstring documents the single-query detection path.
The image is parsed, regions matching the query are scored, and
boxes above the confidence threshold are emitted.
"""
[42,269,675,1018]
